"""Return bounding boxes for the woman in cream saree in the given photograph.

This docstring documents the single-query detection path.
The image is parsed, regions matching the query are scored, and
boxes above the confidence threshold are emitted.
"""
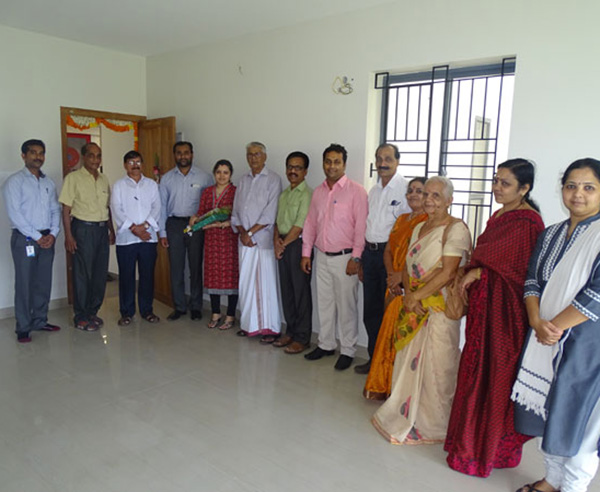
[372,176,471,445]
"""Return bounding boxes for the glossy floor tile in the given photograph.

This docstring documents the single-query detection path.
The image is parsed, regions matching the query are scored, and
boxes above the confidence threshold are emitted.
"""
[0,287,598,492]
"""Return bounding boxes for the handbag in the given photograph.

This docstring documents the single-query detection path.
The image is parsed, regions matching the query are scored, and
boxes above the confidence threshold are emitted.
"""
[441,219,470,320]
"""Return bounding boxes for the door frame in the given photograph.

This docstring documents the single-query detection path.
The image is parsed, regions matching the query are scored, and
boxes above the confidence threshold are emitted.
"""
[60,106,147,304]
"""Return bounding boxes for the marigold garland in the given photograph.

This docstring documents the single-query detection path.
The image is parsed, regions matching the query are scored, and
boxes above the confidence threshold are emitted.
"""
[66,115,139,150]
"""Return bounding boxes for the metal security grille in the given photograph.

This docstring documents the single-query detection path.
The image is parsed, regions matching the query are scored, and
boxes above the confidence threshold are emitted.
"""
[374,57,516,239]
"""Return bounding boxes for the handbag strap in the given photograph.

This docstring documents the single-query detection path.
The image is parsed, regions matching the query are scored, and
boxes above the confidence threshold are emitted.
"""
[441,217,472,263]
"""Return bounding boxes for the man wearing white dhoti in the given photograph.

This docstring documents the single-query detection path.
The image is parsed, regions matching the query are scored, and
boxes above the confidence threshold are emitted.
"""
[231,142,282,341]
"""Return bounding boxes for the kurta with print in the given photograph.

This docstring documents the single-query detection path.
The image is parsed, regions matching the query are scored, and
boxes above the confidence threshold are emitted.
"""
[197,184,238,294]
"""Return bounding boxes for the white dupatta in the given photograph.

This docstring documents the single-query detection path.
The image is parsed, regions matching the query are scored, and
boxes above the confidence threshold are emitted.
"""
[511,219,600,419]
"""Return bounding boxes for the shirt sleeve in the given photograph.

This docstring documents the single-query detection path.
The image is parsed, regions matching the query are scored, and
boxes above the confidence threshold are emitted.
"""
[572,252,600,322]
[147,182,161,232]
[3,174,41,240]
[231,179,243,229]
[443,222,472,257]
[256,175,282,226]
[302,194,317,257]
[158,177,169,237]
[293,188,312,229]
[351,184,369,258]
[58,173,75,207]
[110,181,133,233]
[49,180,61,238]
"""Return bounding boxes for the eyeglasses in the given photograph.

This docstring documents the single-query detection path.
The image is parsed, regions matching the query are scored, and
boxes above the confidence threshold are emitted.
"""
[127,160,142,166]
[286,165,305,172]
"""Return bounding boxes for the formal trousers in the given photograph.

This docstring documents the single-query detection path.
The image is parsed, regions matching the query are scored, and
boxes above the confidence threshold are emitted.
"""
[314,249,359,357]
[71,218,109,324]
[210,295,238,317]
[10,230,54,335]
[543,398,600,492]
[166,216,204,313]
[278,237,312,346]
[362,245,387,358]
[116,242,157,318]
[238,245,281,336]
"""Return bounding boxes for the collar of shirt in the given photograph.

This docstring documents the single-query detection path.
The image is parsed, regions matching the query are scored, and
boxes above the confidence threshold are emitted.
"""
[246,166,270,180]
[20,167,46,180]
[320,174,348,191]
[285,180,307,194]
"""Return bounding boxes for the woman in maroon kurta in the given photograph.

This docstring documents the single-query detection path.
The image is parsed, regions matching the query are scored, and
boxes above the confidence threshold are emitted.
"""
[444,159,544,477]
[191,160,238,330]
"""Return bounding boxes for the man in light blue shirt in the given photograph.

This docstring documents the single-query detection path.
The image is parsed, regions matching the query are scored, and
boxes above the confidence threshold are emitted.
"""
[159,141,213,321]
[4,139,61,343]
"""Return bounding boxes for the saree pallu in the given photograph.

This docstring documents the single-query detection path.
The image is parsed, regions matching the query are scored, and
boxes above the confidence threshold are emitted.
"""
[363,212,427,400]
[444,209,544,477]
[372,222,469,444]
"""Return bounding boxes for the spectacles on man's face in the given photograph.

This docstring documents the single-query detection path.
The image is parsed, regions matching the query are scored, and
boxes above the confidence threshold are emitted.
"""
[286,165,305,172]
[127,160,142,166]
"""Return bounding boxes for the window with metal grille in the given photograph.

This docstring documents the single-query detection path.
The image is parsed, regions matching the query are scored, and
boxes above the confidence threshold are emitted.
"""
[374,57,516,239]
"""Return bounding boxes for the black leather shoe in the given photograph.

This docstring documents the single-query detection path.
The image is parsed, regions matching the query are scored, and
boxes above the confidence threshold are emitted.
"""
[335,355,354,371]
[304,347,335,361]
[354,361,371,374]
[167,310,186,321]
[190,310,203,321]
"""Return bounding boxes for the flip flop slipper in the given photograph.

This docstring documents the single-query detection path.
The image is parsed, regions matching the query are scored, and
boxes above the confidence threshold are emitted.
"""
[118,316,132,326]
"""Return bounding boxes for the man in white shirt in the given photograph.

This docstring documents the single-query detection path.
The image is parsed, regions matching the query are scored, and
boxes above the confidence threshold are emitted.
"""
[111,150,161,326]
[355,143,410,374]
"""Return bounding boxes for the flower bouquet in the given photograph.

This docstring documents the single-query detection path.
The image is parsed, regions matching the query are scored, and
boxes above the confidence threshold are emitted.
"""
[184,207,232,236]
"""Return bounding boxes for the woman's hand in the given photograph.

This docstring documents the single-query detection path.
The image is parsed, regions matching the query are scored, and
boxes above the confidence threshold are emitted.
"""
[404,292,426,316]
[203,221,221,230]
[387,270,403,290]
[532,317,564,345]
[188,215,199,227]
[459,268,480,299]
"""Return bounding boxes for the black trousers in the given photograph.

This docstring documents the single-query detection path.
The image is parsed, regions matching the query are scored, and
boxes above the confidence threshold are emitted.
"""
[71,219,109,323]
[166,217,204,312]
[210,294,239,317]
[362,247,387,358]
[116,242,157,317]
[278,238,312,345]
[10,230,54,335]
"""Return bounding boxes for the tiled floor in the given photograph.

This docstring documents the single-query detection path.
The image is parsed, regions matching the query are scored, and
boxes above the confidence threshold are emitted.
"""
[0,288,596,492]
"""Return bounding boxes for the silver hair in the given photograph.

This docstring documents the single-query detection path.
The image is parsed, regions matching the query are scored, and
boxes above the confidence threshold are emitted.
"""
[246,141,267,153]
[425,175,454,199]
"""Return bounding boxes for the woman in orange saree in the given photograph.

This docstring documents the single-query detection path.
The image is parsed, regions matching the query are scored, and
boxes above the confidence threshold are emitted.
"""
[363,177,427,400]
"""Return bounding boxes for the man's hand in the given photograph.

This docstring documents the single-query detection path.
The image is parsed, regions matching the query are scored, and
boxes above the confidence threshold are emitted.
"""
[274,237,285,260]
[160,237,169,248]
[240,231,256,248]
[346,259,359,276]
[65,234,77,254]
[108,228,116,245]
[37,235,55,249]
[301,257,312,274]
[131,224,152,242]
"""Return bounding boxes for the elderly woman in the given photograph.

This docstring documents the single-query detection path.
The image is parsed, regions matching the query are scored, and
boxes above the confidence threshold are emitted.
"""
[444,159,545,477]
[372,176,471,444]
[363,177,428,400]
[513,158,600,492]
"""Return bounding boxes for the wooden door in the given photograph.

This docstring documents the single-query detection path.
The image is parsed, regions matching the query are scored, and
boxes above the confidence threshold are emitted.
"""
[138,117,176,307]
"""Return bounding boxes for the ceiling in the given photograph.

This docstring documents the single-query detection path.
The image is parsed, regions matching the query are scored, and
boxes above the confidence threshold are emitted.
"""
[0,0,395,56]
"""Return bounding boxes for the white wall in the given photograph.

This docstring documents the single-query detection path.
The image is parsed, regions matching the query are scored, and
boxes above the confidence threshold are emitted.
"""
[146,0,600,228]
[0,25,146,310]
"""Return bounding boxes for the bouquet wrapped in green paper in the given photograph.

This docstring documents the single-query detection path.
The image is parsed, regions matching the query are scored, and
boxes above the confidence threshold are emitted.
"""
[184,207,232,236]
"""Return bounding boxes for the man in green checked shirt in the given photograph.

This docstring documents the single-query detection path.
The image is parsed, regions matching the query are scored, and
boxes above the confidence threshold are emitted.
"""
[273,151,313,354]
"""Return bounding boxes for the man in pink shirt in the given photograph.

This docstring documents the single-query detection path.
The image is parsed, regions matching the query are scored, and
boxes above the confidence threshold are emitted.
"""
[301,144,368,371]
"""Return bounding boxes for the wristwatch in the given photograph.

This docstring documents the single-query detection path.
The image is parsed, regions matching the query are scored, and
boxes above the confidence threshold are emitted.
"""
[247,231,254,238]
[351,257,361,263]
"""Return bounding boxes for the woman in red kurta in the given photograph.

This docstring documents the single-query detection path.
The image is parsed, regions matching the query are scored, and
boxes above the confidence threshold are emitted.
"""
[190,160,238,330]
[444,159,544,477]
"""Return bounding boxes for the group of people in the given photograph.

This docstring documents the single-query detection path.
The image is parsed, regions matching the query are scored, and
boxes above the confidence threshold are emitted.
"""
[6,137,600,492]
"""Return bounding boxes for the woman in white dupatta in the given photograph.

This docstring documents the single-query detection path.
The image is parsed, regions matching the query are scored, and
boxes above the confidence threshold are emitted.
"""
[372,176,471,445]
[513,159,600,492]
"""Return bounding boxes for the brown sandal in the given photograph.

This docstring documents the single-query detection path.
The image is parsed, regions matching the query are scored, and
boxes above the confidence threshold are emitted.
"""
[219,318,235,330]
[207,317,222,329]
[117,316,132,326]
[143,313,160,323]
[516,480,560,492]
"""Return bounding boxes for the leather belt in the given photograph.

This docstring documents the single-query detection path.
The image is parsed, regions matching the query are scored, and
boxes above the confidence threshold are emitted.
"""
[365,241,387,251]
[169,216,190,221]
[325,248,352,257]
[73,218,107,227]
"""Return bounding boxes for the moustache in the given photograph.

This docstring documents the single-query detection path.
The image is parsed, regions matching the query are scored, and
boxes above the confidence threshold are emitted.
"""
[378,166,390,171]
[289,173,298,177]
